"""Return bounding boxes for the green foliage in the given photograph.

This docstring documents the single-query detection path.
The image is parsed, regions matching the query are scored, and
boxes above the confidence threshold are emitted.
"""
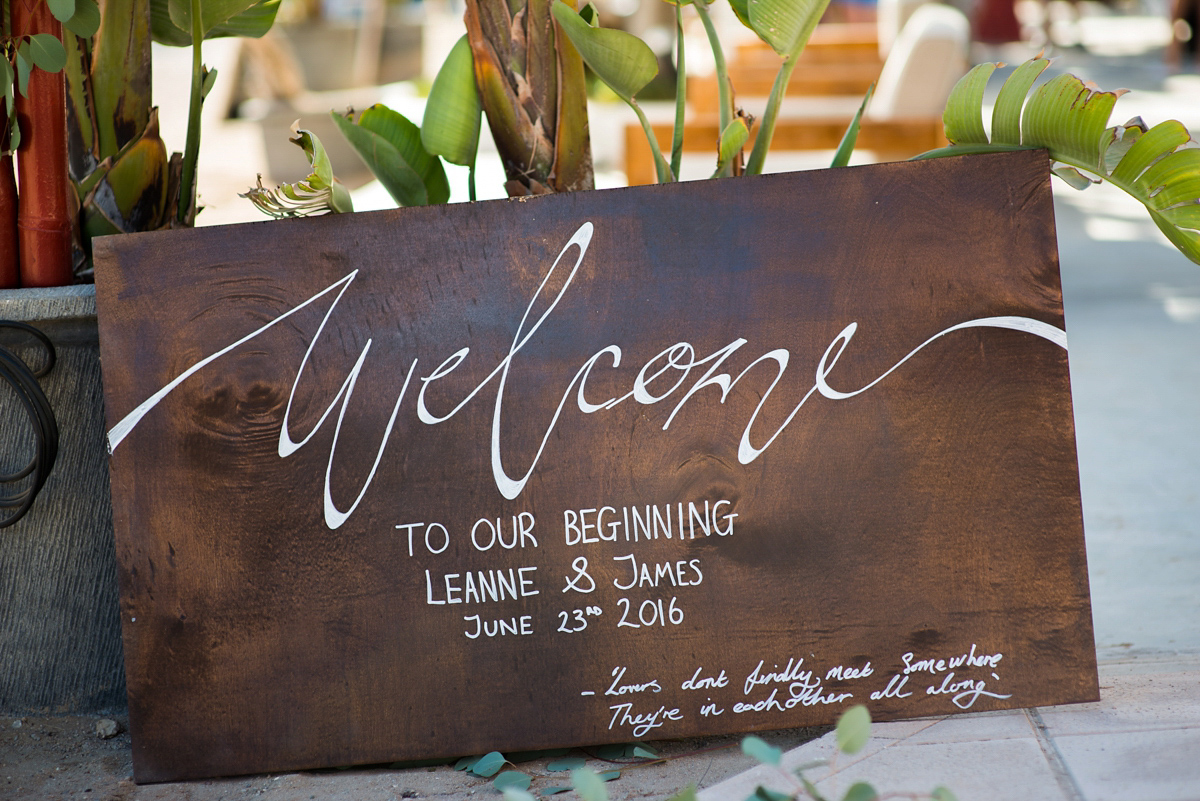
[841,782,878,801]
[927,57,1200,265]
[831,84,875,169]
[468,751,508,778]
[547,757,587,772]
[240,126,352,217]
[835,706,871,755]
[493,770,533,792]
[332,104,450,207]
[571,767,610,801]
[421,35,482,169]
[743,735,783,766]
[149,0,280,46]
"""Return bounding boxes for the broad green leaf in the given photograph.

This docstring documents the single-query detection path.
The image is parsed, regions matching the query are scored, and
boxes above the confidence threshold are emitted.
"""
[169,0,259,37]
[842,782,878,801]
[469,751,507,778]
[63,0,102,38]
[594,744,627,760]
[1053,165,1095,190]
[991,57,1049,144]
[942,63,996,145]
[754,788,791,801]
[1023,73,1121,167]
[15,48,31,97]
[1111,120,1190,185]
[598,770,621,782]
[579,2,599,24]
[551,0,657,103]
[422,35,481,168]
[154,0,280,45]
[800,775,828,801]
[571,767,609,801]
[0,60,12,99]
[28,34,68,73]
[330,109,431,208]
[632,745,658,759]
[48,0,76,24]
[931,787,958,801]
[501,789,536,801]
[493,771,533,792]
[832,83,875,168]
[1161,201,1200,229]
[741,736,782,766]
[747,0,830,59]
[835,705,871,755]
[547,757,587,772]
[455,755,484,771]
[926,56,1200,265]
[713,117,750,177]
[1141,148,1200,208]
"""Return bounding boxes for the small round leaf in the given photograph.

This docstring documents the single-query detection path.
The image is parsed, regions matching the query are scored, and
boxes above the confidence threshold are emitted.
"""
[835,705,871,755]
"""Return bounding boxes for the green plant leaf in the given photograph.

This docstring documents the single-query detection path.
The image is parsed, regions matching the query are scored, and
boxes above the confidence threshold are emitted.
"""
[456,755,484,771]
[15,47,31,97]
[842,782,878,801]
[422,35,481,168]
[334,115,426,206]
[63,0,102,37]
[632,745,658,759]
[990,57,1049,143]
[153,0,280,45]
[800,775,828,801]
[741,736,782,766]
[550,0,657,103]
[931,787,958,801]
[747,0,830,59]
[925,57,1200,265]
[594,744,627,760]
[168,0,259,37]
[1052,165,1095,190]
[942,62,996,145]
[28,34,68,73]
[836,705,871,755]
[571,767,610,801]
[470,751,507,778]
[547,757,587,772]
[241,127,352,217]
[598,770,621,782]
[752,786,792,801]
[792,758,829,774]
[832,82,875,168]
[48,0,76,23]
[494,771,533,792]
[713,117,751,178]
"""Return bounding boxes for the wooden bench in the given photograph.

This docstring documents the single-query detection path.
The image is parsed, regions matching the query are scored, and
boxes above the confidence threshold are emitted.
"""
[623,117,946,187]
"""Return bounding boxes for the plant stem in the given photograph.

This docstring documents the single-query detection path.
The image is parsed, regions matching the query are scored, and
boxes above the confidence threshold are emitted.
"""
[670,4,685,181]
[631,99,674,183]
[693,0,733,176]
[468,164,476,202]
[177,0,205,224]
[744,54,799,176]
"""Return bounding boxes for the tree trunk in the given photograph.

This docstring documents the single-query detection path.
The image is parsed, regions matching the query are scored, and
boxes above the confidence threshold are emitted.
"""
[12,0,75,287]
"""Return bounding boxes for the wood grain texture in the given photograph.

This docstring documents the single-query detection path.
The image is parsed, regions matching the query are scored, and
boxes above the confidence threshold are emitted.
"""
[93,151,1097,784]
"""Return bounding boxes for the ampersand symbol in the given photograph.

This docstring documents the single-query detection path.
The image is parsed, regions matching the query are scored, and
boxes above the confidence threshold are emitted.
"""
[562,556,596,594]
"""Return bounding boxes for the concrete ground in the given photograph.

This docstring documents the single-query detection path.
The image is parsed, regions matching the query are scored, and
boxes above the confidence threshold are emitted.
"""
[3,30,1199,801]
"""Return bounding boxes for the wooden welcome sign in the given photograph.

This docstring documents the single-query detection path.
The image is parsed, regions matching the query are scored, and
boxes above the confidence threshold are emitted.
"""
[95,150,1098,784]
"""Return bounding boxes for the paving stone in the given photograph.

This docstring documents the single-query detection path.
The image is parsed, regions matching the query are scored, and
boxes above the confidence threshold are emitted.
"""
[1054,729,1200,801]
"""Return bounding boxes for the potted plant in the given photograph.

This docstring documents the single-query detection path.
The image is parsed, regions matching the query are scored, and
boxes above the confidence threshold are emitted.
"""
[246,0,1200,271]
[0,0,280,715]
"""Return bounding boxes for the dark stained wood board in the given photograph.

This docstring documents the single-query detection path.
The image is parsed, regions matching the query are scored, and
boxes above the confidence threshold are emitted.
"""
[93,150,1098,784]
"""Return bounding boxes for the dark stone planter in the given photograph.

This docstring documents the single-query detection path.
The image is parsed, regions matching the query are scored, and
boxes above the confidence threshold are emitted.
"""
[0,285,124,714]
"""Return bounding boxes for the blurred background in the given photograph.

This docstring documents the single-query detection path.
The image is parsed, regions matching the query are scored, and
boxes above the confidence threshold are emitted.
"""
[157,0,1200,226]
